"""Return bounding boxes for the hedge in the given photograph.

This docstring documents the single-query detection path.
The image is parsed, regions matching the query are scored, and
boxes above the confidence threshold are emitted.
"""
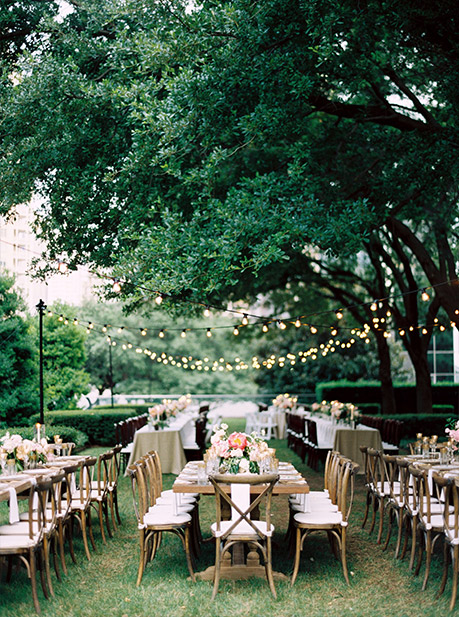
[316,381,459,414]
[381,413,458,442]
[29,407,141,446]
[0,425,88,449]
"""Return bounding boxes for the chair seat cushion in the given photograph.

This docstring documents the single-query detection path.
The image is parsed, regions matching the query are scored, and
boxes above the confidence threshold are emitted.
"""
[151,501,195,514]
[0,534,39,549]
[211,520,274,538]
[160,489,195,503]
[143,508,191,526]
[294,510,344,526]
[0,521,46,535]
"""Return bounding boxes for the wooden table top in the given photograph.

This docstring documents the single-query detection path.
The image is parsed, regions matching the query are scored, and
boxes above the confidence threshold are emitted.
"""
[173,461,309,495]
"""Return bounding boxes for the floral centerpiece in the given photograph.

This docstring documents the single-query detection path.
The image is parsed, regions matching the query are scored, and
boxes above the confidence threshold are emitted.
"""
[148,394,192,429]
[272,393,297,411]
[311,400,361,425]
[0,432,51,471]
[206,424,274,474]
[445,419,459,448]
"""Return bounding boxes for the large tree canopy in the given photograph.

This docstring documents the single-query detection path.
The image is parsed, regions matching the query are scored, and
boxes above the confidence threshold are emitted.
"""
[1,0,458,319]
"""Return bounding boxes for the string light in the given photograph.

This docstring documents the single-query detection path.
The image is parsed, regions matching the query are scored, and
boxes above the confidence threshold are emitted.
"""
[158,329,165,338]
[233,326,239,336]
[155,294,163,305]
[112,280,122,293]
[421,288,430,302]
[370,302,377,312]
[335,310,343,320]
[181,329,187,338]
[141,328,147,336]
[241,314,248,326]
[206,328,212,338]
[310,326,317,334]
[278,320,286,330]
[294,318,301,328]
[204,306,211,318]
[262,323,269,333]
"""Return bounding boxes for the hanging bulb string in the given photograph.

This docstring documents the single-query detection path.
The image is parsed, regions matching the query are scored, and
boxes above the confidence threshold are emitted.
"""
[2,237,457,330]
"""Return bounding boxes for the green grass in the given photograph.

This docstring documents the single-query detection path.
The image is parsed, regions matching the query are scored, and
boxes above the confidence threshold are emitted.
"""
[0,420,455,616]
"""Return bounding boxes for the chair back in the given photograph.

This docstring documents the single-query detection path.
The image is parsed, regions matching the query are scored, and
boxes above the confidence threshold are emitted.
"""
[126,463,149,527]
[209,473,278,539]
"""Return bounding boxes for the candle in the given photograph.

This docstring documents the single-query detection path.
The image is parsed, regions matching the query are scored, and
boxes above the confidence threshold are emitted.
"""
[35,423,41,442]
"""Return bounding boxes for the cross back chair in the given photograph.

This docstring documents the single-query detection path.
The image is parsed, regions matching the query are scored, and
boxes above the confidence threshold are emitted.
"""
[68,456,97,561]
[127,460,195,586]
[108,444,123,531]
[366,448,388,543]
[0,477,52,614]
[208,472,279,600]
[381,453,408,557]
[89,450,114,544]
[291,460,360,586]
[409,464,446,590]
[432,473,459,611]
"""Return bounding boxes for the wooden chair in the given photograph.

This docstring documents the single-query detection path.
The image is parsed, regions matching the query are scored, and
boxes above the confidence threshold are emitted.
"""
[433,473,459,611]
[127,461,195,586]
[291,460,359,586]
[89,451,114,544]
[68,456,97,561]
[365,448,388,543]
[108,445,123,531]
[409,464,446,589]
[0,478,52,613]
[209,472,279,600]
[381,454,408,557]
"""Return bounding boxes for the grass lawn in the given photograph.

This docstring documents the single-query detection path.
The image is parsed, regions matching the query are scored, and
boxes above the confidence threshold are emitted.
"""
[0,418,454,616]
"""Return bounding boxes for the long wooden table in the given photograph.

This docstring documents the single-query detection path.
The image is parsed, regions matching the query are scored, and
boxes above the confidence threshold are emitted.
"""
[173,461,309,581]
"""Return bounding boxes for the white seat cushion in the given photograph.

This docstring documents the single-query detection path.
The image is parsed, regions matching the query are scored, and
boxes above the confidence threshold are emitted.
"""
[294,510,344,526]
[0,521,44,535]
[0,534,39,549]
[143,508,191,526]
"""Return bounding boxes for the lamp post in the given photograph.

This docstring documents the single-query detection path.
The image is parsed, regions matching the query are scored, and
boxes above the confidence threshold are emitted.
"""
[36,299,46,425]
[108,337,114,408]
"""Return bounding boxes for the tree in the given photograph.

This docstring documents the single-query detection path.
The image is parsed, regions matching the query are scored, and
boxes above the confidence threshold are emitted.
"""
[0,270,38,425]
[34,302,91,410]
[1,1,458,411]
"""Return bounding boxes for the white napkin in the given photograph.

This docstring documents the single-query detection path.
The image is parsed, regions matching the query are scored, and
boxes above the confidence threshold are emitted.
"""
[8,487,19,524]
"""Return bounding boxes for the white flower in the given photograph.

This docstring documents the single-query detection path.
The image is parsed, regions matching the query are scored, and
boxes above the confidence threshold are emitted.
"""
[239,458,250,472]
[230,448,244,458]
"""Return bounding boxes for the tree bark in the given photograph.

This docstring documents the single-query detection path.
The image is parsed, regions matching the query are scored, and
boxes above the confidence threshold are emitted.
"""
[374,331,397,415]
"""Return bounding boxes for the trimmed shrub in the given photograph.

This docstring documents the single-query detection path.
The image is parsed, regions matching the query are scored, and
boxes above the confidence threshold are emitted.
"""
[316,381,459,415]
[381,413,457,441]
[0,425,88,448]
[29,407,140,445]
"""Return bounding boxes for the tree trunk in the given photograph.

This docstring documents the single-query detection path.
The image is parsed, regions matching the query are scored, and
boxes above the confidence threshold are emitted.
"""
[375,332,397,415]
[408,342,433,415]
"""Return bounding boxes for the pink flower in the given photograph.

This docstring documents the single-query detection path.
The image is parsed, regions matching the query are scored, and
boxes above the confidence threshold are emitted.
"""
[227,432,248,450]
[446,428,459,442]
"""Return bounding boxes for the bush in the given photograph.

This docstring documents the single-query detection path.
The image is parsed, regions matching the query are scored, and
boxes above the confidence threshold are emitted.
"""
[29,407,141,445]
[382,413,457,441]
[0,424,88,448]
[316,380,459,415]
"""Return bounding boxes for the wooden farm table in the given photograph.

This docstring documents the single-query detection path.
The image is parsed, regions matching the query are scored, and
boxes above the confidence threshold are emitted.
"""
[0,476,33,502]
[173,461,309,582]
